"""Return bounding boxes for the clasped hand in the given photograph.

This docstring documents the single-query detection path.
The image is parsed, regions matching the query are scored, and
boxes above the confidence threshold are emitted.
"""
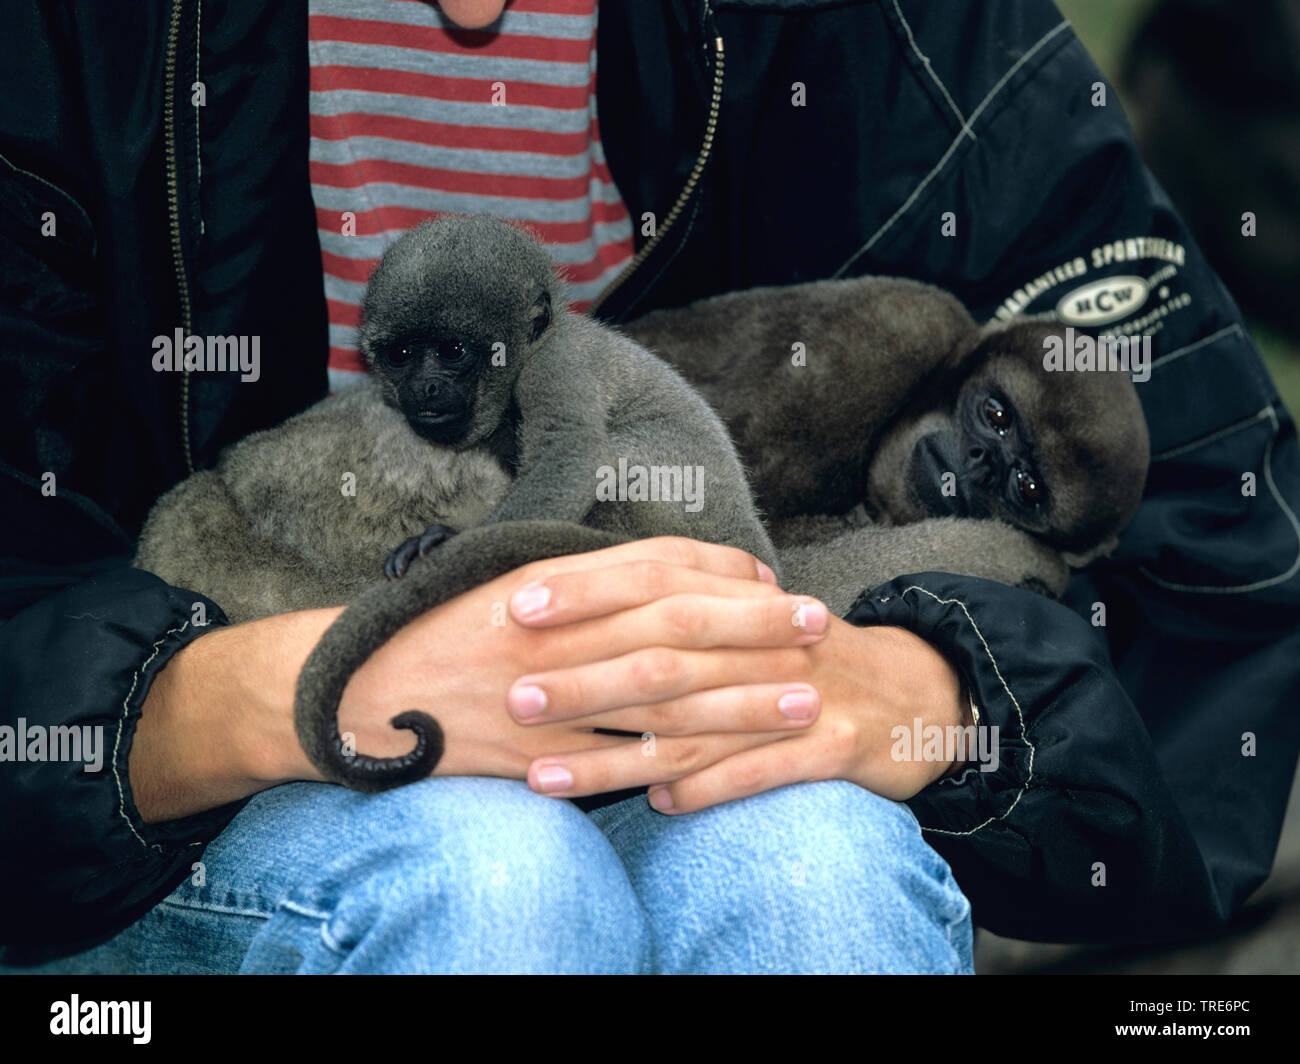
[339,537,967,813]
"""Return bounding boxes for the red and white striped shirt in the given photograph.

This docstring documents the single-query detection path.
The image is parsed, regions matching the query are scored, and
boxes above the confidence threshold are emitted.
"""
[307,0,634,388]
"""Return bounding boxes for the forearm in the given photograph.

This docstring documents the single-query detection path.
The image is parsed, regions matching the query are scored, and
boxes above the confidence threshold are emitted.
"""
[130,607,340,821]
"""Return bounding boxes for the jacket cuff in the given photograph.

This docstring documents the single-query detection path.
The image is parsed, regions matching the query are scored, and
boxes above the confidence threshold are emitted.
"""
[844,573,1044,837]
[0,565,246,946]
[113,602,242,852]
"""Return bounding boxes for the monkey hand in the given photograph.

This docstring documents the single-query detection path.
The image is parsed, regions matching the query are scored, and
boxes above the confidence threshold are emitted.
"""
[384,523,459,580]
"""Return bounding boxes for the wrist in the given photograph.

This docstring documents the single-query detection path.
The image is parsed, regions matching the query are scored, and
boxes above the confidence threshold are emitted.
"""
[228,608,343,786]
[131,608,341,822]
[877,625,967,786]
[941,680,979,780]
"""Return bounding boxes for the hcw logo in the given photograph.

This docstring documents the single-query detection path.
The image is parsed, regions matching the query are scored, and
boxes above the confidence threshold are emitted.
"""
[1056,275,1149,326]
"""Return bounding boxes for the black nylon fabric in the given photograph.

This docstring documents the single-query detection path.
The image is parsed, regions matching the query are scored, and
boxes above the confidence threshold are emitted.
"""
[1,0,1298,954]
[0,567,234,958]
[0,0,324,953]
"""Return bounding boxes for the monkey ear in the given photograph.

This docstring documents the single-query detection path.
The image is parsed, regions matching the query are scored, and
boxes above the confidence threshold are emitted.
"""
[528,286,552,342]
[1061,535,1120,570]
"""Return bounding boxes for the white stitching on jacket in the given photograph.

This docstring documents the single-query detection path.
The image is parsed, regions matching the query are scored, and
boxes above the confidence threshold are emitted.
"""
[833,19,1071,276]
[1140,406,1300,593]
[0,149,96,243]
[114,620,191,854]
[1151,406,1271,462]
[895,585,1035,837]
[890,0,973,138]
[1149,322,1243,372]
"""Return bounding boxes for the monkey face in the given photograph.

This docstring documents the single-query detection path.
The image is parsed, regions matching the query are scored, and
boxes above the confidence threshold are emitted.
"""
[371,335,490,444]
[895,376,1058,533]
[358,214,560,448]
[867,322,1150,564]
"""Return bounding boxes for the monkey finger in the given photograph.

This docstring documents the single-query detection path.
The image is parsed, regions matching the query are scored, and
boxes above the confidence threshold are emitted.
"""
[526,730,790,799]
[578,682,821,736]
[508,558,784,627]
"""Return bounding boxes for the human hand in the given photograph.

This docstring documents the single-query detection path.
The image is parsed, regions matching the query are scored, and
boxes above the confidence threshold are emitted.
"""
[640,621,969,813]
[517,600,967,811]
[333,537,831,784]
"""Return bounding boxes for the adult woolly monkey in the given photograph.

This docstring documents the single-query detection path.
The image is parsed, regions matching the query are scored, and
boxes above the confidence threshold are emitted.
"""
[136,214,778,791]
[623,278,1151,613]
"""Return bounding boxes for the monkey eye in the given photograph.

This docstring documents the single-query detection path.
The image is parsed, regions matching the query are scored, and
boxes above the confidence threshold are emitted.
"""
[1015,469,1045,507]
[982,396,1012,434]
[437,341,468,363]
[388,345,416,366]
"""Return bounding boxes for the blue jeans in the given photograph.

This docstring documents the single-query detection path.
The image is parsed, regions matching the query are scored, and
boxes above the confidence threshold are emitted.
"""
[14,778,972,974]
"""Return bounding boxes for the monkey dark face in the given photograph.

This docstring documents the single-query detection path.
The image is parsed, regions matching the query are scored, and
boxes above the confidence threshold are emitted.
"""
[371,335,491,444]
[868,321,1150,564]
[358,214,559,448]
[906,381,1052,526]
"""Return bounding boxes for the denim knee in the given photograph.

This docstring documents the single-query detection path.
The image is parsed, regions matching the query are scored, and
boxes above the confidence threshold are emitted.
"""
[594,779,972,973]
[241,777,651,973]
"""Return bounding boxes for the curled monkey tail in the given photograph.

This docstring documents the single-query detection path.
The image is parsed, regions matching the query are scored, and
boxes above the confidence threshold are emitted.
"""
[294,520,629,792]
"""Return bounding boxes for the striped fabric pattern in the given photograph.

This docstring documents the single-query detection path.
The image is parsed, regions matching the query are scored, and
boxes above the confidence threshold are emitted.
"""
[307,0,634,388]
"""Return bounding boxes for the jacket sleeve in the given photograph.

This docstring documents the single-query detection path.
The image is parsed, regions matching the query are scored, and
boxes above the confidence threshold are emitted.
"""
[0,550,245,956]
[842,6,1300,943]
[847,575,1226,943]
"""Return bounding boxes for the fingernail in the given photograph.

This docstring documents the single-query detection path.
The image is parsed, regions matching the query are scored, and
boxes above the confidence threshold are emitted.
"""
[648,786,675,813]
[509,683,548,719]
[778,687,818,719]
[755,561,777,584]
[535,764,573,793]
[794,599,829,636]
[511,581,551,619]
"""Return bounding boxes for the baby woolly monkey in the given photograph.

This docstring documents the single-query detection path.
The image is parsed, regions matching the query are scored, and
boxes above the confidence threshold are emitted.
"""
[623,277,1151,612]
[137,214,778,791]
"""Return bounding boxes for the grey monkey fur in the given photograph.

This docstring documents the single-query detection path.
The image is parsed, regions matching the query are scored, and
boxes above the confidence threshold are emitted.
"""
[136,214,778,791]
[133,375,513,624]
[774,510,1071,615]
[624,276,1150,611]
[624,276,979,520]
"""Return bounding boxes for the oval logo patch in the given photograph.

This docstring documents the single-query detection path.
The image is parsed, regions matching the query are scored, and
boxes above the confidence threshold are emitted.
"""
[1056,275,1149,326]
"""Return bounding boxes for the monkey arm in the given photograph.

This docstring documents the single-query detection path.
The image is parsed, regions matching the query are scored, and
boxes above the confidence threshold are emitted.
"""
[483,417,610,526]
[625,276,976,402]
[778,517,1070,615]
[623,277,981,518]
[482,333,617,526]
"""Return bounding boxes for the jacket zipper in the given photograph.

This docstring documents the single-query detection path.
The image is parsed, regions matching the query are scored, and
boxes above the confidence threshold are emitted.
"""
[588,31,726,318]
[164,0,196,474]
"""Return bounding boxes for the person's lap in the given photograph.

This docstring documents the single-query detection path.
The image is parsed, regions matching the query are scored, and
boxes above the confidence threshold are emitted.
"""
[10,776,972,974]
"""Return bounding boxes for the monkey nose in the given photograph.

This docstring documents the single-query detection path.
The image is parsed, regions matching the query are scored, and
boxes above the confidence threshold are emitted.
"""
[424,380,441,399]
[965,446,994,485]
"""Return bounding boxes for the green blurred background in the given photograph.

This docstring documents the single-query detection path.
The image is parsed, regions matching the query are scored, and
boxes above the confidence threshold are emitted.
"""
[1056,0,1300,417]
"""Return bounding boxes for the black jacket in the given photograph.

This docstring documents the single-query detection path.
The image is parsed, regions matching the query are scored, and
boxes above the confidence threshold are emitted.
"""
[2,0,1297,956]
